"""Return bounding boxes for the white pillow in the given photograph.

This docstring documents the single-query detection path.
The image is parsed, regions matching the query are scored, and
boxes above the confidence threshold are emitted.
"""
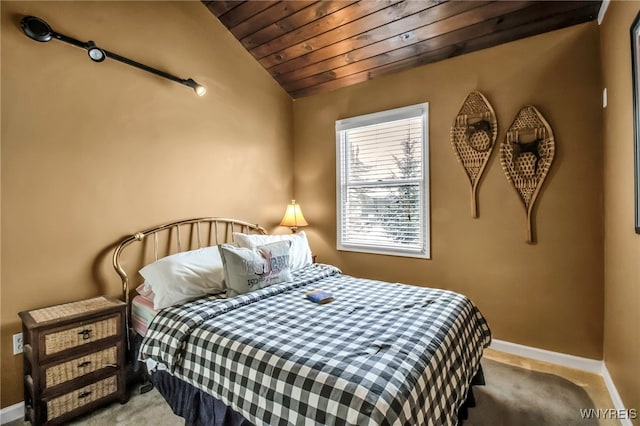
[218,240,292,297]
[233,231,312,271]
[139,245,226,310]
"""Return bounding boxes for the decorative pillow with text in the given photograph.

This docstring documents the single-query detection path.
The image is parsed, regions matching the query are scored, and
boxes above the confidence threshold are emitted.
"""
[219,240,292,297]
[233,231,312,271]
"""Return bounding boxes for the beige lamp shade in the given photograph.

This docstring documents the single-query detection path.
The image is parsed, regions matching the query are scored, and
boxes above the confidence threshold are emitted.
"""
[280,200,308,232]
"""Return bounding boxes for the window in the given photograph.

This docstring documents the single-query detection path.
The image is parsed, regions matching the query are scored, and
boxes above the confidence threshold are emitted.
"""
[336,103,429,259]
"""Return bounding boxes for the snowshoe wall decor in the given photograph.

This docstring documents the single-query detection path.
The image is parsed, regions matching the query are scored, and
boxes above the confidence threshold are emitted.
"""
[500,105,555,244]
[450,91,498,218]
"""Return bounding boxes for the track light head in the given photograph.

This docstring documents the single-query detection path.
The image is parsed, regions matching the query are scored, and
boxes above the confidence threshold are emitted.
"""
[86,41,106,62]
[21,16,53,42]
[183,78,207,97]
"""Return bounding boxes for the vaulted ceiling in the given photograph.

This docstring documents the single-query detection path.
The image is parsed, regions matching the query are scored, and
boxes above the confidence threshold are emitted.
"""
[204,1,601,99]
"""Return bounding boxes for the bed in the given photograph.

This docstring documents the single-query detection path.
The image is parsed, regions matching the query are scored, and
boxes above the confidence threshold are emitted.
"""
[113,217,491,426]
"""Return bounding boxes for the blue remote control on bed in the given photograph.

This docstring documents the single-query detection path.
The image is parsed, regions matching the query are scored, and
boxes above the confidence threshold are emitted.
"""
[305,290,334,304]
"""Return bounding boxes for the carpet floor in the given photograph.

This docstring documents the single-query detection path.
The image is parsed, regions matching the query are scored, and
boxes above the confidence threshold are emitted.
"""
[466,358,603,426]
[7,357,611,426]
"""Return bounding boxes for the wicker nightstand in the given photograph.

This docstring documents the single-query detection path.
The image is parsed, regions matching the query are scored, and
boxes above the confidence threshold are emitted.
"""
[19,296,127,425]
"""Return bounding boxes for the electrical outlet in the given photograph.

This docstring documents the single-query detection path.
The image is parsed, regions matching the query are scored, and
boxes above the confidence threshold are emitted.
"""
[13,333,23,355]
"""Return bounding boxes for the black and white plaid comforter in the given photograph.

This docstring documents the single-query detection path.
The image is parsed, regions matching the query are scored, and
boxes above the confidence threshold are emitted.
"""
[140,264,491,426]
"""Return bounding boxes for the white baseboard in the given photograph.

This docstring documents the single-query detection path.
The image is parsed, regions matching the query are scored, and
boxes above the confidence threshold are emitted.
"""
[602,364,634,426]
[0,401,23,425]
[489,338,603,374]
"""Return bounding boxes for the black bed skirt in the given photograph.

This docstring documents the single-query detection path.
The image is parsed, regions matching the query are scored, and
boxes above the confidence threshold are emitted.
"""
[151,370,252,426]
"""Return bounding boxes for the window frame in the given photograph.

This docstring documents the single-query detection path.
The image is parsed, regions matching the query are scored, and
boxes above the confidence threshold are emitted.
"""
[335,103,430,259]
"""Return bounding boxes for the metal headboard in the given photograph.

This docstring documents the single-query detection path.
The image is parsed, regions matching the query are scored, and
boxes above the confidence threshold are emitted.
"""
[112,217,266,306]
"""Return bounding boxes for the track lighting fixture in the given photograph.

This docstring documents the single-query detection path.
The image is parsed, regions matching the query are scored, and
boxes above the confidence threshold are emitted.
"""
[20,16,206,96]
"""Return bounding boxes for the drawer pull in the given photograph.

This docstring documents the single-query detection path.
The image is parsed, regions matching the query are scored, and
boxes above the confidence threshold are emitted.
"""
[78,329,92,340]
[78,390,92,399]
[77,361,92,368]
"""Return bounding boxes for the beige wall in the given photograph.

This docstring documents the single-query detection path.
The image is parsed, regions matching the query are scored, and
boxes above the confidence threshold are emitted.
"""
[0,1,293,407]
[294,23,604,360]
[600,1,640,417]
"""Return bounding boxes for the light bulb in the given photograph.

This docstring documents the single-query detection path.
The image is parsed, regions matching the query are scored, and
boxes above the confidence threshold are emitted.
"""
[195,85,206,96]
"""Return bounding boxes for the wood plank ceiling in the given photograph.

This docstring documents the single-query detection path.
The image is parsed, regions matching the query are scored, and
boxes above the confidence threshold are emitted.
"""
[204,1,601,99]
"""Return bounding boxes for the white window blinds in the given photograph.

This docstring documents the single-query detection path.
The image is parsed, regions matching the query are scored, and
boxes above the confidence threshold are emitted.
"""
[336,103,430,259]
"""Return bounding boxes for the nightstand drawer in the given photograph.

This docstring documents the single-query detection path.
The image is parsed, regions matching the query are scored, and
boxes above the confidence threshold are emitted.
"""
[46,375,117,421]
[44,346,118,389]
[42,314,120,357]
